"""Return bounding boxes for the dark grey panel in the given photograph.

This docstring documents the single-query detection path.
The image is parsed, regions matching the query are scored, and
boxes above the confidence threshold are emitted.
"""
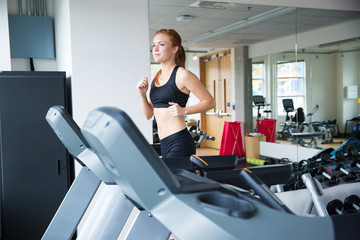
[0,71,73,240]
[8,15,55,58]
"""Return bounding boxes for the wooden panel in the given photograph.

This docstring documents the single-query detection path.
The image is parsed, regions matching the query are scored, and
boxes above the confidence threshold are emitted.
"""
[200,50,232,149]
[221,53,232,113]
[203,115,232,148]
[209,57,219,112]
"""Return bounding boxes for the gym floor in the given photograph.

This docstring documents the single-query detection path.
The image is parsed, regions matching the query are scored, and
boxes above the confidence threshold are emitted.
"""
[196,137,346,157]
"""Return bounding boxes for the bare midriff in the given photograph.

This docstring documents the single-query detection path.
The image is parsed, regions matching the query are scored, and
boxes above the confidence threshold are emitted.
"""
[154,108,187,140]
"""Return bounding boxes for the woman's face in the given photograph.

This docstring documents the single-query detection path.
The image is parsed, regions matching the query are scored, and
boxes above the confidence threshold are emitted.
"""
[152,33,178,64]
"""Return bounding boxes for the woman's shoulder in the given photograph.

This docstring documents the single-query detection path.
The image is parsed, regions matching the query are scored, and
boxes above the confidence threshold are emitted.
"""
[176,67,196,81]
[175,67,199,92]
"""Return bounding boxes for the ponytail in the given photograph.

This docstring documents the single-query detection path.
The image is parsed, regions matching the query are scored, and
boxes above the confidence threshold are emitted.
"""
[175,45,186,68]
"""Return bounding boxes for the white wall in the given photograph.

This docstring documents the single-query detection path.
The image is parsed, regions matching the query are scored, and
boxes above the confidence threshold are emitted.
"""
[54,0,72,76]
[0,0,11,70]
[186,52,201,121]
[338,51,360,133]
[301,53,337,123]
[68,0,151,141]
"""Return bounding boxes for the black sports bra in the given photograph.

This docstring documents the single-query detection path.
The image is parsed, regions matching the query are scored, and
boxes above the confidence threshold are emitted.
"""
[150,66,189,108]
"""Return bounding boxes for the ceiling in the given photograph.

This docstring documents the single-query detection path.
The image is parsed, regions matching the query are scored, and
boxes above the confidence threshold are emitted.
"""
[149,0,360,53]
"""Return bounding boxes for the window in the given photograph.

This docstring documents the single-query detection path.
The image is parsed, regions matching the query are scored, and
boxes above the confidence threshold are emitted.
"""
[252,63,264,96]
[252,63,265,116]
[277,61,305,116]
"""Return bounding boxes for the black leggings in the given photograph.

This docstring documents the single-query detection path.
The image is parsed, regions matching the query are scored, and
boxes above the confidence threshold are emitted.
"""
[160,128,196,158]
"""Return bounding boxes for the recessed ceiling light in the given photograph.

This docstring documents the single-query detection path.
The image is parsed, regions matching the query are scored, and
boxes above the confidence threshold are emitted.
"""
[176,15,193,22]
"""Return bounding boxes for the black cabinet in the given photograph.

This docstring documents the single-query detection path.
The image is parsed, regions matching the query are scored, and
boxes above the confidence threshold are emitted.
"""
[0,71,74,240]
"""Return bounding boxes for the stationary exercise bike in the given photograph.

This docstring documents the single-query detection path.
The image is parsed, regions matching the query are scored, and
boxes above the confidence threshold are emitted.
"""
[278,99,304,140]
[253,95,272,132]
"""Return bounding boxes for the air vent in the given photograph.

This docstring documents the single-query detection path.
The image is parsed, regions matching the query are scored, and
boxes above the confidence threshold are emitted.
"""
[189,1,237,9]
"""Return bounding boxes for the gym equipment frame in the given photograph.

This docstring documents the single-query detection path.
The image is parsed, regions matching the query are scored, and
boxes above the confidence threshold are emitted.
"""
[43,106,360,240]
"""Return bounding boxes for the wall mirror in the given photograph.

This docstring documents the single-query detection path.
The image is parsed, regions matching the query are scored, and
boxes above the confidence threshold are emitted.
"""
[148,1,360,165]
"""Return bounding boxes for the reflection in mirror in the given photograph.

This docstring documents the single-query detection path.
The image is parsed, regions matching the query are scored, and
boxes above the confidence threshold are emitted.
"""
[251,7,360,162]
[250,7,360,190]
[149,1,360,176]
[296,8,360,164]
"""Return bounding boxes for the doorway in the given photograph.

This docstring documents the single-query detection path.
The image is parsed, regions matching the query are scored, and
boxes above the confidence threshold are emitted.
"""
[200,49,232,149]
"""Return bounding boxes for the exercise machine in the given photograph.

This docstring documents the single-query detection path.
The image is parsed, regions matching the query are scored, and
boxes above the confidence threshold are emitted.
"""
[303,105,341,145]
[279,100,325,148]
[306,104,319,127]
[253,95,272,120]
[187,119,215,148]
[43,106,171,240]
[290,129,325,149]
[44,106,360,240]
[278,99,303,140]
[42,106,246,239]
[313,119,342,144]
[253,95,272,132]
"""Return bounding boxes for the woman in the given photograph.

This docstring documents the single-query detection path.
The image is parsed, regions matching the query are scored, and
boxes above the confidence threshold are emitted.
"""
[137,29,215,158]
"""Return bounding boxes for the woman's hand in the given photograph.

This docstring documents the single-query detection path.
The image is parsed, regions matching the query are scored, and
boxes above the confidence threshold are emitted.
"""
[137,76,154,119]
[168,102,186,117]
[137,76,148,96]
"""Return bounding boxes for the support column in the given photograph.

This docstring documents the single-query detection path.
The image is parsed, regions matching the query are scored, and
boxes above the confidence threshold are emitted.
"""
[232,46,253,134]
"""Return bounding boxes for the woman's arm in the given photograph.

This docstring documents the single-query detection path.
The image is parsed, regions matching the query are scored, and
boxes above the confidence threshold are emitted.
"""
[137,76,154,119]
[169,68,216,117]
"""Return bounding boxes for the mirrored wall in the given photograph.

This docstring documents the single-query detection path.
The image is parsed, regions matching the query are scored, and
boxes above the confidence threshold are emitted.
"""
[251,7,360,156]
[149,1,360,164]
